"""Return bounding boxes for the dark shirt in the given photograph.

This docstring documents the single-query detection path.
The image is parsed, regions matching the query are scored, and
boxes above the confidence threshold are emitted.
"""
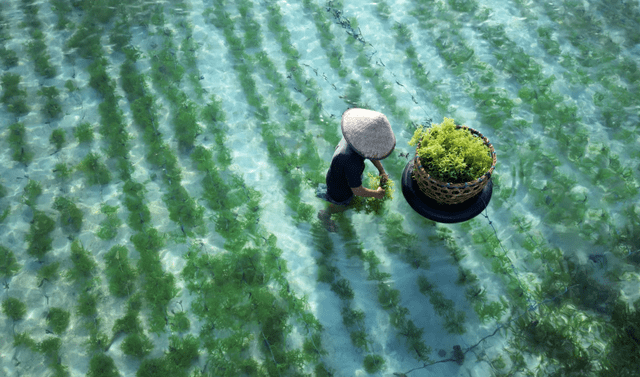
[326,138,365,203]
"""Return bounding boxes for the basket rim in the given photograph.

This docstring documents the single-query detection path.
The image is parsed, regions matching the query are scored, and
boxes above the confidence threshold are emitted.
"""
[414,125,497,187]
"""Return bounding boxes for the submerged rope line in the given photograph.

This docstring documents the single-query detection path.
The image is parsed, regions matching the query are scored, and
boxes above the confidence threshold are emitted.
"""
[261,331,282,377]
[478,202,538,311]
[320,0,434,126]
[477,197,575,314]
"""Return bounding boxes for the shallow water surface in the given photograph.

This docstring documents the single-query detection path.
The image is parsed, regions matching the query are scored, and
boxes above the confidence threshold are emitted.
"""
[0,0,639,376]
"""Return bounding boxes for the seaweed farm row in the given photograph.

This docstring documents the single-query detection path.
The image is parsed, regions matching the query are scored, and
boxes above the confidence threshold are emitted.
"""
[0,0,639,376]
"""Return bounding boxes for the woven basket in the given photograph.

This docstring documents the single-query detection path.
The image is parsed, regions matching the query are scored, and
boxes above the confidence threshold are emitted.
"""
[412,126,497,205]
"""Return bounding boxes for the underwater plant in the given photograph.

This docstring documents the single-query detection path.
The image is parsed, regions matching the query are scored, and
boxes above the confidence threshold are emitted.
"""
[238,4,263,48]
[302,332,327,364]
[169,311,190,333]
[343,79,362,107]
[104,245,136,297]
[50,0,72,29]
[342,307,366,329]
[377,282,401,310]
[166,334,200,370]
[173,101,201,149]
[316,263,337,283]
[164,184,205,229]
[417,275,434,294]
[123,182,151,232]
[53,162,72,179]
[67,240,96,283]
[0,245,21,279]
[0,208,9,223]
[201,95,226,125]
[537,26,561,56]
[121,333,153,358]
[456,267,478,285]
[13,331,38,351]
[64,79,76,92]
[78,152,112,185]
[350,330,370,350]
[363,354,385,373]
[393,22,413,45]
[398,319,431,361]
[443,311,467,336]
[38,336,62,357]
[75,281,99,312]
[22,4,56,77]
[46,307,70,334]
[474,298,508,323]
[88,58,116,96]
[37,262,60,285]
[382,214,428,268]
[85,325,111,355]
[1,74,29,115]
[39,86,62,118]
[97,204,121,240]
[2,297,27,320]
[136,358,171,377]
[53,196,83,233]
[137,255,177,332]
[26,211,56,259]
[109,19,132,51]
[67,19,102,58]
[112,297,143,337]
[74,122,94,143]
[331,278,355,300]
[8,123,33,164]
[417,275,467,335]
[86,353,119,377]
[363,250,392,281]
[22,179,42,206]
[0,47,18,68]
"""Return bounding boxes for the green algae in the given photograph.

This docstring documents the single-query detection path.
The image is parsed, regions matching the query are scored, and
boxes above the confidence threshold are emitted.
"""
[47,307,70,335]
[0,245,20,279]
[2,297,26,321]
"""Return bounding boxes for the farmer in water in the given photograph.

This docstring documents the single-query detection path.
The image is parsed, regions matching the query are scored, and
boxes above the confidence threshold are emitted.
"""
[317,108,396,232]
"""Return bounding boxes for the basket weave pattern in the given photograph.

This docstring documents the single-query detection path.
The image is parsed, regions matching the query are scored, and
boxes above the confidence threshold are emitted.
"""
[412,126,497,205]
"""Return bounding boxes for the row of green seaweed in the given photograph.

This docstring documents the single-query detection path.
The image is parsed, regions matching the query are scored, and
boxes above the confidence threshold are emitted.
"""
[400,0,636,372]
[54,2,193,375]
[358,0,639,375]
[260,2,399,373]
[246,0,418,370]
[0,3,19,69]
[216,0,459,372]
[5,6,88,362]
[328,0,510,352]
[205,0,398,372]
[143,2,334,375]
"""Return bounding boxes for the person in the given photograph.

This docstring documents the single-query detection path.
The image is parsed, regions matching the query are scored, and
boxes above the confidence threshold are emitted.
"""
[317,108,396,232]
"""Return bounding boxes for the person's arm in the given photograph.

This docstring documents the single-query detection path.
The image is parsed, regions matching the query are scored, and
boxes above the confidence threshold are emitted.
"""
[352,185,385,199]
[370,159,386,175]
[370,159,389,185]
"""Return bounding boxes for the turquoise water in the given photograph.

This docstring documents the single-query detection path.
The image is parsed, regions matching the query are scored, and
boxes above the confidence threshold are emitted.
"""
[1,0,639,376]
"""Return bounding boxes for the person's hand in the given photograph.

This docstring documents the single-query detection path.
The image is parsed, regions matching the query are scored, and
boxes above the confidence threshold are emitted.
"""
[374,187,385,199]
[380,173,389,187]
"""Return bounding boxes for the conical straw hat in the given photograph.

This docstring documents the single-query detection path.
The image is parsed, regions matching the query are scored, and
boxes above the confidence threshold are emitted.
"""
[341,108,396,160]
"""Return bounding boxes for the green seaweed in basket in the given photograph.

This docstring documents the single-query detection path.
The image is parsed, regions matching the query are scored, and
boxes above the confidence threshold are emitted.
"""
[409,118,492,183]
